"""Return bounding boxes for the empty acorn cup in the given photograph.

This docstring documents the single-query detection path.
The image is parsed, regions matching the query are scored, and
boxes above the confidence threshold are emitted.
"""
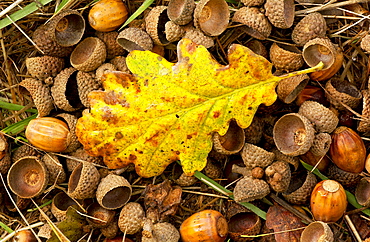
[117,27,154,51]
[212,120,245,155]
[7,156,49,199]
[68,162,101,199]
[273,113,315,156]
[277,74,309,104]
[355,177,370,207]
[228,212,261,242]
[325,78,362,111]
[167,0,195,25]
[145,6,171,46]
[96,174,132,210]
[282,170,317,205]
[51,192,79,221]
[300,221,334,242]
[86,202,116,228]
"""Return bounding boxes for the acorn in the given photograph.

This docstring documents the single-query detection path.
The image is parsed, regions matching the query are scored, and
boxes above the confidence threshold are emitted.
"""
[212,120,245,155]
[295,85,329,107]
[180,210,228,242]
[152,222,181,242]
[95,63,117,80]
[358,89,370,133]
[270,43,304,71]
[300,150,331,172]
[329,126,366,173]
[56,113,81,153]
[245,40,268,59]
[167,0,195,25]
[118,202,145,234]
[325,79,362,111]
[165,21,185,42]
[26,56,65,81]
[292,12,327,46]
[193,0,230,36]
[88,0,128,32]
[183,27,214,48]
[282,171,317,205]
[66,147,104,172]
[327,163,361,187]
[117,27,154,51]
[355,177,370,207]
[86,202,116,228]
[232,7,272,40]
[300,221,334,242]
[265,161,291,193]
[233,176,270,203]
[228,212,261,242]
[11,144,40,163]
[13,230,37,242]
[310,180,347,223]
[51,192,78,221]
[25,117,71,153]
[7,156,49,199]
[240,143,275,169]
[110,56,130,73]
[67,162,101,199]
[277,74,309,104]
[264,0,295,29]
[240,0,264,6]
[95,31,126,59]
[70,37,107,72]
[77,71,102,108]
[309,133,332,157]
[145,6,171,46]
[42,153,66,184]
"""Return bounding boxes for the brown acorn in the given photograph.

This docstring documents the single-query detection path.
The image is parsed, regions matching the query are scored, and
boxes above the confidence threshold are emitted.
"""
[355,177,370,207]
[68,162,101,199]
[327,163,361,187]
[310,180,347,223]
[117,27,154,51]
[95,31,126,59]
[118,202,145,234]
[300,221,334,242]
[264,0,295,29]
[228,212,261,242]
[167,0,195,25]
[212,120,245,155]
[86,202,116,228]
[282,170,317,205]
[276,74,309,104]
[183,27,214,48]
[329,126,366,173]
[180,210,228,242]
[325,78,362,111]
[269,43,304,71]
[51,192,78,221]
[240,143,275,169]
[265,161,291,193]
[42,153,66,184]
[26,56,65,81]
[233,176,270,203]
[292,12,327,46]
[145,6,171,46]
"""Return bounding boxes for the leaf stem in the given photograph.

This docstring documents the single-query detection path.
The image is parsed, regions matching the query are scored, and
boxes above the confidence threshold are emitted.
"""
[279,61,324,80]
[194,170,267,220]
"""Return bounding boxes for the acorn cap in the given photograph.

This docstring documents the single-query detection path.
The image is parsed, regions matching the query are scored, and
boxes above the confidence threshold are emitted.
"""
[86,202,116,228]
[55,113,81,153]
[298,101,339,133]
[361,34,370,52]
[309,132,331,157]
[193,0,230,36]
[117,27,154,51]
[228,212,261,242]
[165,21,185,42]
[302,37,339,71]
[232,7,272,40]
[152,222,180,242]
[270,43,304,71]
[95,63,117,80]
[96,174,132,210]
[245,40,268,59]
[70,37,107,72]
[110,56,130,73]
[244,116,263,144]
[42,153,66,184]
[95,31,126,59]
[277,74,309,104]
[19,78,53,117]
[67,162,101,199]
[202,158,222,179]
[0,153,11,175]
[327,163,361,187]
[212,120,245,155]
[47,9,85,47]
[325,78,362,111]
[240,0,265,6]
[264,0,295,29]
[7,156,49,199]
[118,202,145,234]
[174,172,198,186]
[145,6,171,45]
[51,192,78,221]
[358,89,370,133]
[292,12,327,46]
[26,56,65,81]
[183,28,214,48]
[32,25,74,57]
[265,161,291,193]
[241,143,275,169]
[355,177,370,207]
[100,218,119,239]
[167,0,195,25]
[282,171,317,204]
[66,147,104,172]
[300,221,334,242]
[12,144,40,163]
[77,71,102,107]
[273,113,315,156]
[271,148,300,171]
[51,67,82,111]
[233,176,270,203]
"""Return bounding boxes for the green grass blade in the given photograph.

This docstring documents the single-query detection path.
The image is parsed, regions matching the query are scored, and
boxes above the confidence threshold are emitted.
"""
[1,113,37,135]
[0,0,53,30]
[0,221,13,233]
[194,170,267,220]
[0,100,37,113]
[301,160,370,217]
[118,0,154,31]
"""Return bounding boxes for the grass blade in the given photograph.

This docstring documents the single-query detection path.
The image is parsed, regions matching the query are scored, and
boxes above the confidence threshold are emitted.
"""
[118,0,154,31]
[0,0,53,30]
[1,114,37,135]
[0,100,37,113]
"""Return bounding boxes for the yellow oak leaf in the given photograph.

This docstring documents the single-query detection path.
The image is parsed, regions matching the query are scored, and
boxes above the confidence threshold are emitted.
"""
[76,38,322,178]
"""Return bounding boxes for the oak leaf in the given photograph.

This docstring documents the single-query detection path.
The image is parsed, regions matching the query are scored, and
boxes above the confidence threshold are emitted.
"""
[76,38,321,178]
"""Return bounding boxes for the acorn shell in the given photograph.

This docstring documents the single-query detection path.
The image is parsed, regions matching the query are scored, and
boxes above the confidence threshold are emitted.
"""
[118,202,145,234]
[233,176,270,203]
[101,218,119,239]
[174,172,198,186]
[269,43,304,71]
[51,192,78,221]
[67,162,101,199]
[355,177,370,207]
[12,144,40,163]
[110,56,130,73]
[327,163,361,187]
[245,40,268,59]
[325,78,362,111]
[183,27,214,48]
[167,0,195,25]
[180,210,228,242]
[26,56,64,81]
[292,12,327,46]
[273,113,315,156]
[241,0,265,6]
[232,7,272,40]
[70,37,107,72]
[19,78,54,117]
[96,174,132,210]
[271,148,300,171]
[228,212,261,242]
[165,21,185,42]
[264,0,295,29]
[145,6,171,45]
[152,222,180,242]
[241,143,275,169]
[265,161,291,193]
[244,116,263,144]
[298,101,339,133]
[193,0,230,36]
[42,153,66,184]
[95,31,126,59]
[7,156,49,199]
[77,71,102,108]
[56,113,81,153]
[277,74,309,104]
[51,67,82,111]
[300,221,334,242]
[66,147,104,172]
[86,202,116,228]
[117,27,154,51]
[212,120,245,155]
[48,9,85,47]
[309,132,332,157]
[358,89,370,133]
[95,63,117,80]
[282,170,317,205]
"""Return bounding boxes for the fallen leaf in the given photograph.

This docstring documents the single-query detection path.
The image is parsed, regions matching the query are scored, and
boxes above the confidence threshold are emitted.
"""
[76,38,322,178]
[266,202,306,242]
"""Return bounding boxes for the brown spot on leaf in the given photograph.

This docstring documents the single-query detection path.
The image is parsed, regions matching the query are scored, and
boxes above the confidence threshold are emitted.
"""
[213,111,221,118]
[129,154,137,161]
